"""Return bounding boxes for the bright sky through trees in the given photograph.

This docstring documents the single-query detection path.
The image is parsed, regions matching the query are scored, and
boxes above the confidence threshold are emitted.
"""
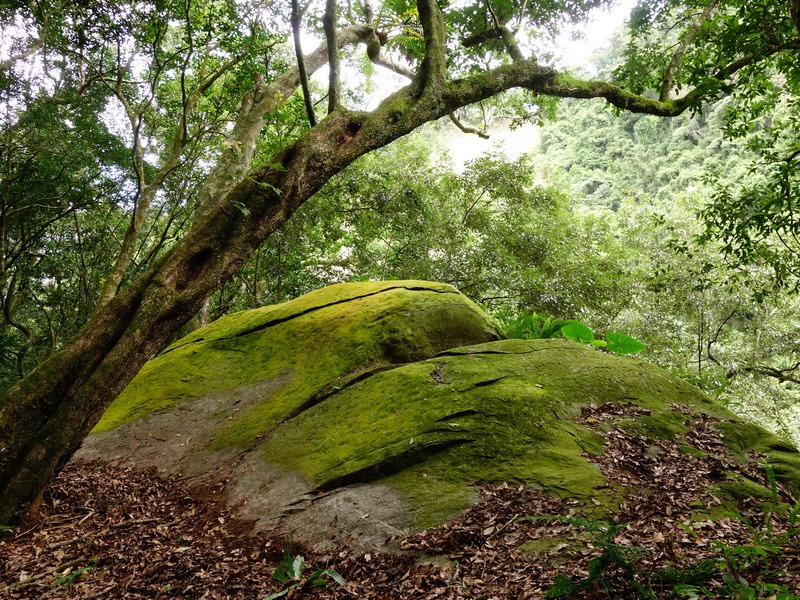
[554,0,636,69]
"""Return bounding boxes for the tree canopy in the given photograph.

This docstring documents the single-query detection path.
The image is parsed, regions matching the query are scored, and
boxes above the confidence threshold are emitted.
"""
[1,0,800,523]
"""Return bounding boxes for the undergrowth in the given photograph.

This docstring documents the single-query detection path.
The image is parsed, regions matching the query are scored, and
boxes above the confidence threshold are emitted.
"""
[494,311,645,355]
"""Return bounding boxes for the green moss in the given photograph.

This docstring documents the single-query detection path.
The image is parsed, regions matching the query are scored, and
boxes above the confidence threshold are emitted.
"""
[555,73,587,89]
[382,469,478,530]
[624,410,689,440]
[680,445,707,458]
[96,281,499,436]
[91,282,800,539]
[713,473,775,503]
[259,339,728,526]
[259,345,607,489]
[715,421,800,497]
[517,537,578,560]
[716,421,797,456]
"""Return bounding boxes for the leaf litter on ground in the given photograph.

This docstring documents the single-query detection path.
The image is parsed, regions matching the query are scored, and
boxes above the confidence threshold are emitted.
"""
[1,403,798,598]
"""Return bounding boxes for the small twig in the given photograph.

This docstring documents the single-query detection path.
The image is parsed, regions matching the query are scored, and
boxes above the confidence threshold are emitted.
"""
[486,514,518,538]
[89,583,117,598]
[110,517,160,528]
[324,0,340,113]
[78,510,96,525]
[123,566,137,594]
[292,0,317,126]
[0,556,86,592]
[50,535,87,549]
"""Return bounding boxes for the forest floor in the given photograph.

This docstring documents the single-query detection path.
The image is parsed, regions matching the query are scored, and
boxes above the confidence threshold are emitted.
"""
[2,406,799,599]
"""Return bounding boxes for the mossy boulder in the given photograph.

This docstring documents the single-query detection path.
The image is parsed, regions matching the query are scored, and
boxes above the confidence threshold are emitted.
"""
[77,281,800,551]
[94,280,501,446]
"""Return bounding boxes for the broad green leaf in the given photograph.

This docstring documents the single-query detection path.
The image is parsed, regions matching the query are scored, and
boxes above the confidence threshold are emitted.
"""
[605,333,645,355]
[560,321,594,344]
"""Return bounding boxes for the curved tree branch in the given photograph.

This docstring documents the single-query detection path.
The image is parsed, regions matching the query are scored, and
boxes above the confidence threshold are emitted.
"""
[533,37,800,117]
[292,0,318,127]
[739,361,800,384]
[370,51,417,78]
[462,27,504,48]
[448,112,490,138]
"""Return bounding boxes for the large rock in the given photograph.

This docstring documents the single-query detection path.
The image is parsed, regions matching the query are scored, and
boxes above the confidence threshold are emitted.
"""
[77,281,800,551]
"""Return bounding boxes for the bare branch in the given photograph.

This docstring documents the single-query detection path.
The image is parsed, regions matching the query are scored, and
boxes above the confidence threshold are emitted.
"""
[448,112,490,139]
[705,309,736,367]
[499,26,525,62]
[368,37,417,79]
[361,0,375,24]
[461,1,524,62]
[0,38,46,72]
[531,36,800,116]
[740,361,800,384]
[485,0,502,30]
[292,0,318,126]
[462,27,504,48]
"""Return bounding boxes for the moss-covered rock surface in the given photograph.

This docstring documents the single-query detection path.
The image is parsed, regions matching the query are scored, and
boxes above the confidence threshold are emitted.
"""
[76,281,800,552]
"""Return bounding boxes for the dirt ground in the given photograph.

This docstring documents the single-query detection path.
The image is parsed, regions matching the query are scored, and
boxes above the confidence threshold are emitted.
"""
[2,405,799,599]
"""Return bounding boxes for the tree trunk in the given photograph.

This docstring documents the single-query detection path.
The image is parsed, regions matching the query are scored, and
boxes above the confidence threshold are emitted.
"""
[0,103,419,522]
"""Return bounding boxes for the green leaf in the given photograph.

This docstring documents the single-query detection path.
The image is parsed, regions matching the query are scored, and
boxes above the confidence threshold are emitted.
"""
[302,567,346,588]
[674,585,704,600]
[271,536,296,583]
[304,569,328,587]
[322,569,346,585]
[560,321,594,344]
[232,200,251,217]
[605,332,646,355]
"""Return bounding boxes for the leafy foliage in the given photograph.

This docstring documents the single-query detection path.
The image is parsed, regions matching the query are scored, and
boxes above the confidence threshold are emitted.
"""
[493,311,570,340]
[499,311,645,355]
[700,95,800,294]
